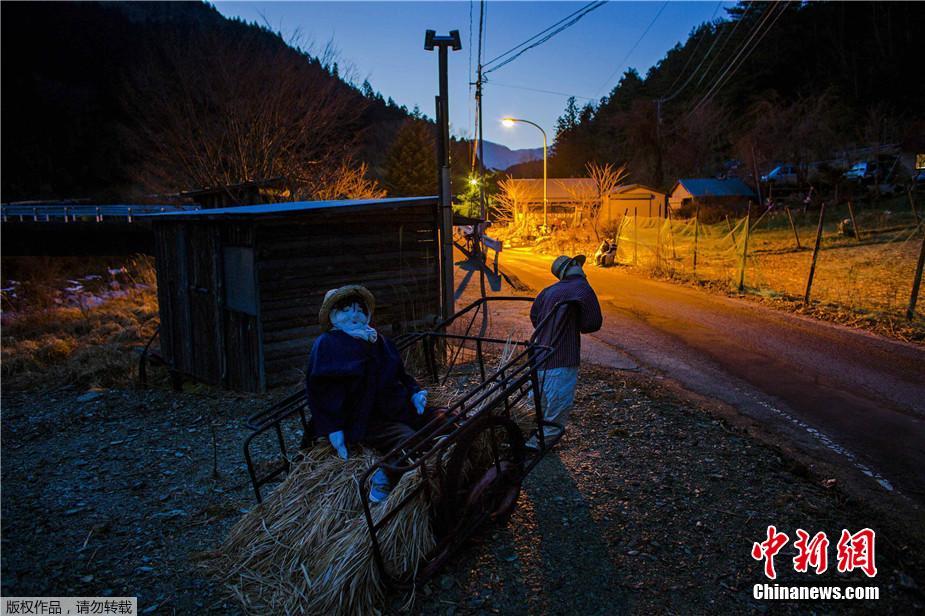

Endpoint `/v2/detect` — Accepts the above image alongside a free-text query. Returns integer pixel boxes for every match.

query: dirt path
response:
[492,248,925,517]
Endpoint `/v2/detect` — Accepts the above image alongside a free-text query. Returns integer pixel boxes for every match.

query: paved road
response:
[497,248,925,506]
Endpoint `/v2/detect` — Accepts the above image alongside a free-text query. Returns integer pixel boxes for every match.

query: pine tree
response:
[361,79,375,99]
[383,120,438,196]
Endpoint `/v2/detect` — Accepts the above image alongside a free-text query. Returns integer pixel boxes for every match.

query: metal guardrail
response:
[0,204,201,223]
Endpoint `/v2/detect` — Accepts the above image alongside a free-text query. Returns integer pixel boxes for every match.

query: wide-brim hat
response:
[318,285,375,331]
[551,254,587,279]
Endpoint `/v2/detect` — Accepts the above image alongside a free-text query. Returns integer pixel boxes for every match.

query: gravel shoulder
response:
[3,364,923,614]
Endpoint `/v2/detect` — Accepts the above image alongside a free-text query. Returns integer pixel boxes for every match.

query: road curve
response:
[499,248,925,505]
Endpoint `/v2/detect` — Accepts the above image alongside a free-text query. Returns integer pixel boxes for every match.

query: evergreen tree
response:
[361,79,375,99]
[383,120,438,196]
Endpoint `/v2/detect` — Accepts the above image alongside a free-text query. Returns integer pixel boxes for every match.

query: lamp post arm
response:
[506,117,550,232]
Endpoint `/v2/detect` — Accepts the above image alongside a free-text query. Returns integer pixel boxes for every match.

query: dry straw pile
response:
[214,442,436,615]
[213,342,537,615]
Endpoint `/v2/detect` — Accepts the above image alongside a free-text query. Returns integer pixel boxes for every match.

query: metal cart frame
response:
[242,296,577,586]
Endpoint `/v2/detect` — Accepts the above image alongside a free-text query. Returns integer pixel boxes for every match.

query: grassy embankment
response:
[1,255,160,390]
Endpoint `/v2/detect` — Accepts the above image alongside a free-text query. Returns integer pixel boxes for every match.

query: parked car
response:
[844,160,879,183]
[761,164,800,187]
[914,169,925,191]
[844,155,901,186]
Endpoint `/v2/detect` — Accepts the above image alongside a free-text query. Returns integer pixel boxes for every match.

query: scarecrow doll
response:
[305,285,435,503]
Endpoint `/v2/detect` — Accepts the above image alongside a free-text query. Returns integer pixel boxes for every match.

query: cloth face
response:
[330,302,378,342]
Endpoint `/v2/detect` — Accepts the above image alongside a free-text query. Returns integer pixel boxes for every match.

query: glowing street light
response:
[468,176,480,186]
[502,116,548,232]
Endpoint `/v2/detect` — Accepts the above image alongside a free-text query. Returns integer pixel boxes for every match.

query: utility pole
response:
[476,72,486,220]
[425,29,462,322]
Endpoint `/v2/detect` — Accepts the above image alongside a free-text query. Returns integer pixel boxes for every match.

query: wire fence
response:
[602,204,924,323]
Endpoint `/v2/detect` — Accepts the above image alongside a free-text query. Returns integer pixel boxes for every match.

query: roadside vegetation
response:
[490,188,924,342]
[1,256,160,390]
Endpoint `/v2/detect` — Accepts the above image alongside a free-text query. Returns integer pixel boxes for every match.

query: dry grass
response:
[213,442,435,615]
[504,205,925,339]
[1,255,160,390]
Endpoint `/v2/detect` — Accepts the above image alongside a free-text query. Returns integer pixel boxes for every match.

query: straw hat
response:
[551,254,587,279]
[318,285,375,331]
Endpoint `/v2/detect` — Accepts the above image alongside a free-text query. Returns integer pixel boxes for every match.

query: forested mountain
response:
[1,1,411,202]
[550,1,925,188]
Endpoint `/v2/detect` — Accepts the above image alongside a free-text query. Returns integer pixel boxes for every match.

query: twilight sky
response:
[213,1,731,150]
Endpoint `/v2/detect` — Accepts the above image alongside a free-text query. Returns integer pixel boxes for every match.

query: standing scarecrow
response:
[528,255,603,449]
[305,285,435,502]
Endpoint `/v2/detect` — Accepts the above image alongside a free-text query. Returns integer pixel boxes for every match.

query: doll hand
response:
[328,430,348,460]
[412,390,428,415]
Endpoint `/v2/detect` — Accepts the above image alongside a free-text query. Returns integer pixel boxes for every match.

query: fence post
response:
[656,216,662,271]
[738,203,751,292]
[907,230,925,320]
[803,201,827,306]
[666,205,678,260]
[909,186,920,223]
[785,206,801,249]
[612,208,628,262]
[693,205,700,273]
[846,199,861,241]
[633,206,638,265]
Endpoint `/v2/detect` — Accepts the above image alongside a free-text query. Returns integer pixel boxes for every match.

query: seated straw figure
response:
[594,239,616,267]
[305,285,440,503]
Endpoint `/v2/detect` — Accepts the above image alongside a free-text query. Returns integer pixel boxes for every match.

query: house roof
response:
[139,196,438,221]
[672,178,755,198]
[508,178,597,200]
[610,183,666,197]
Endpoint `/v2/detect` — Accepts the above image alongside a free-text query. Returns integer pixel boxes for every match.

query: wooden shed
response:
[601,184,668,221]
[146,197,440,392]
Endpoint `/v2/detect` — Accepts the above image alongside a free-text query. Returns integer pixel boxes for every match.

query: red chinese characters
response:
[753,526,878,579]
[836,528,878,578]
[752,525,790,580]
[793,529,829,574]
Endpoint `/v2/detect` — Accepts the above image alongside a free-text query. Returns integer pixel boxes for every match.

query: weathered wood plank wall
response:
[257,203,439,387]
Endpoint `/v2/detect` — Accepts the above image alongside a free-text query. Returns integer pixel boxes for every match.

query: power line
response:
[686,1,787,119]
[692,1,753,91]
[658,0,723,103]
[482,1,607,75]
[485,79,595,101]
[594,1,669,98]
[482,1,602,69]
[696,1,786,110]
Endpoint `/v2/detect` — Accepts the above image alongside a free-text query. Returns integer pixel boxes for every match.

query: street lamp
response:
[502,116,548,232]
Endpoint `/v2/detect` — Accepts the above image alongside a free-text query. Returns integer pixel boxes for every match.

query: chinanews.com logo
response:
[750,526,880,601]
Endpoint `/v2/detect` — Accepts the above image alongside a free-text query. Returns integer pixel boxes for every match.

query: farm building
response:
[507,178,597,214]
[145,197,440,392]
[601,184,667,221]
[668,178,756,214]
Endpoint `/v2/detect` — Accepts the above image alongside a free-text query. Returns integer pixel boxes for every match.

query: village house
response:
[507,178,596,219]
[668,178,756,215]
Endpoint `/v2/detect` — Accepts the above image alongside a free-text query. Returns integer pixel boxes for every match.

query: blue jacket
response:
[305,330,422,442]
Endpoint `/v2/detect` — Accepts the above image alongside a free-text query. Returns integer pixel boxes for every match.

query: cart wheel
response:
[419,414,525,582]
[439,414,526,536]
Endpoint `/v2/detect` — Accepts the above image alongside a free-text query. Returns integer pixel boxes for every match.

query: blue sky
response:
[213,1,731,150]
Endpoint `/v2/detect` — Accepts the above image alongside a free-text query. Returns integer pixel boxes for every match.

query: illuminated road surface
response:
[496,248,925,508]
